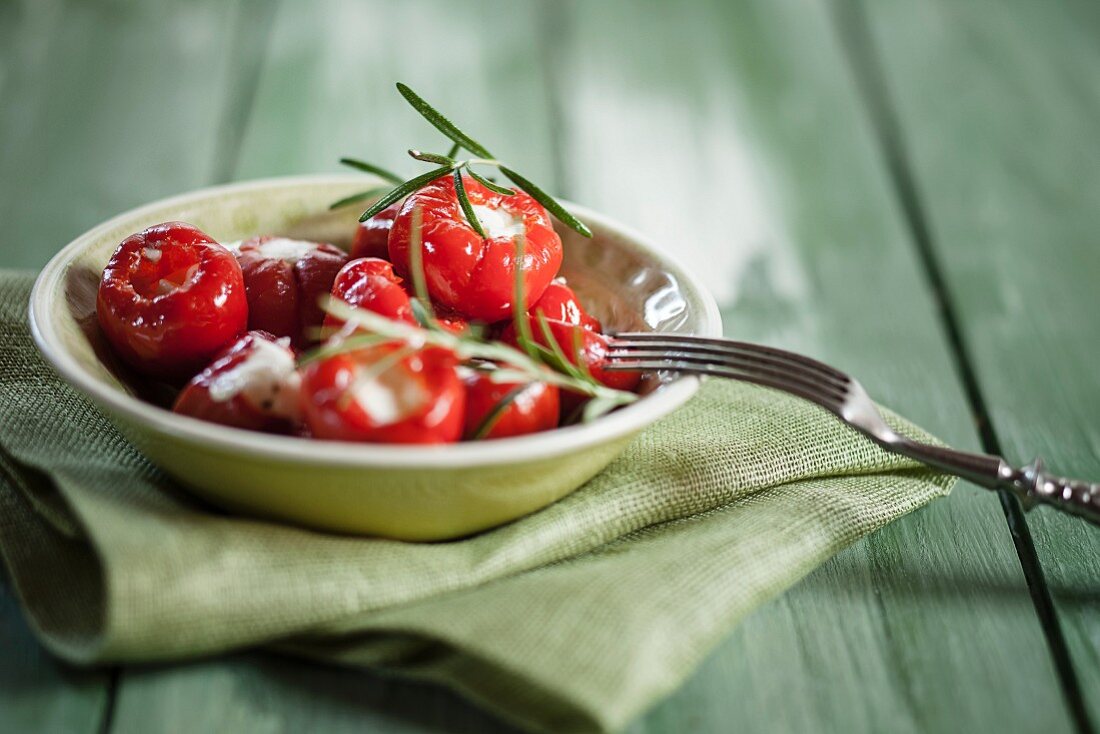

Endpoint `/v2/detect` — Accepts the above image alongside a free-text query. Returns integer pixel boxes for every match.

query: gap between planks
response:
[827,1,1094,732]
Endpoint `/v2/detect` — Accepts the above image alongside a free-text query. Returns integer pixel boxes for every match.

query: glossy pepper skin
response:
[388,175,563,322]
[324,257,416,333]
[96,222,247,379]
[462,369,560,440]
[299,344,465,444]
[529,278,602,332]
[172,331,300,433]
[350,202,401,260]
[235,236,347,347]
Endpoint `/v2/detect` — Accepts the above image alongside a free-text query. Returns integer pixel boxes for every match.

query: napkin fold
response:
[0,270,953,733]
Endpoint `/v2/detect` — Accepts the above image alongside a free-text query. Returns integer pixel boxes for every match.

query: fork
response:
[605,332,1100,526]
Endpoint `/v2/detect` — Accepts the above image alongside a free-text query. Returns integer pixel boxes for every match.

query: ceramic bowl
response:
[29,175,721,540]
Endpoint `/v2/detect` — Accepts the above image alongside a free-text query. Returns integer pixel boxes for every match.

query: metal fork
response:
[605,332,1100,526]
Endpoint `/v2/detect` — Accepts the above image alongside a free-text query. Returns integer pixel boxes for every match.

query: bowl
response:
[29,175,721,540]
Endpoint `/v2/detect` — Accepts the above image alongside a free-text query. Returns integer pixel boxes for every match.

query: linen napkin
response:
[0,270,954,733]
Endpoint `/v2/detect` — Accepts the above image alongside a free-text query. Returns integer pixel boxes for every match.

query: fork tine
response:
[602,345,849,402]
[610,332,850,385]
[607,358,847,413]
[606,347,850,404]
[607,335,851,401]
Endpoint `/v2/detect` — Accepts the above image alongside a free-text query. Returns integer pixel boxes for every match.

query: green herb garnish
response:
[335,83,591,237]
[469,382,530,440]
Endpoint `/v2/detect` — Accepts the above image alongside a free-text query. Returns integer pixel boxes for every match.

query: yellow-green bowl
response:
[29,175,721,540]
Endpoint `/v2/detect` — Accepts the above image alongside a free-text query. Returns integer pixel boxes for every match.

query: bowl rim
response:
[29,174,722,469]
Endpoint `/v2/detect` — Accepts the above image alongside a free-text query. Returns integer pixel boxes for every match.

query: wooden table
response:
[3,0,1098,731]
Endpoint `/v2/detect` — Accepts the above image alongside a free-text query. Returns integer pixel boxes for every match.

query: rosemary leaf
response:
[407,206,436,322]
[535,312,587,381]
[396,83,494,159]
[328,185,390,211]
[470,383,530,440]
[453,170,486,238]
[408,149,456,166]
[582,393,631,423]
[499,166,593,238]
[446,141,460,158]
[339,157,404,185]
[359,166,452,222]
[571,324,595,381]
[297,333,388,368]
[467,167,516,196]
[510,233,539,360]
[410,298,435,329]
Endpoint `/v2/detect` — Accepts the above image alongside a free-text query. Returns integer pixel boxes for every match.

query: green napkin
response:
[0,270,953,733]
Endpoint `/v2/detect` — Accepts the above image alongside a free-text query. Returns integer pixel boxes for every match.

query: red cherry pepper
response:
[530,278,602,332]
[235,236,347,347]
[389,175,563,322]
[299,344,465,444]
[349,202,401,260]
[324,257,415,333]
[501,319,641,393]
[172,331,300,433]
[96,222,247,378]
[462,368,560,440]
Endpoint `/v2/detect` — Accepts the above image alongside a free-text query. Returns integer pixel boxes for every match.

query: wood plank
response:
[0,0,272,270]
[860,0,1100,725]
[555,1,1072,731]
[0,569,109,733]
[108,1,544,731]
[112,1,1074,733]
[0,0,274,731]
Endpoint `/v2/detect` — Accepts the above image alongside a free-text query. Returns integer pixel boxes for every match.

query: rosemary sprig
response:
[498,166,592,238]
[396,82,494,159]
[510,234,539,360]
[467,167,515,196]
[339,157,404,185]
[406,205,438,326]
[328,185,391,211]
[453,170,486,238]
[408,149,455,166]
[320,297,635,411]
[359,165,453,222]
[335,83,592,237]
[469,382,530,440]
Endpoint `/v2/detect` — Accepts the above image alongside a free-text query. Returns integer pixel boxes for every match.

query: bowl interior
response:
[32,175,721,466]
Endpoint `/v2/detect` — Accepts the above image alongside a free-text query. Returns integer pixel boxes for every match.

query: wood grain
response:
[108,0,1073,732]
[0,571,108,733]
[0,0,272,270]
[0,0,273,732]
[2,0,1088,731]
[108,1,548,730]
[861,0,1100,725]
[555,0,1071,731]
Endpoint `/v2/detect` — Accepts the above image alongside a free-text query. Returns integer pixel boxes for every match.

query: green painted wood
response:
[107,1,546,731]
[0,0,272,271]
[0,0,274,731]
[0,570,109,733]
[860,0,1100,725]
[556,1,1072,732]
[109,1,1074,733]
[111,654,514,734]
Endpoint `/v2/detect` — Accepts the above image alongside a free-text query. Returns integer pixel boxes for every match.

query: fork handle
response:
[892,442,1100,526]
[997,458,1100,526]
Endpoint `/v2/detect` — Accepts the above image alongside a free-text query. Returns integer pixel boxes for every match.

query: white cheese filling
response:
[257,237,319,263]
[471,204,526,240]
[207,337,301,418]
[352,367,428,425]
